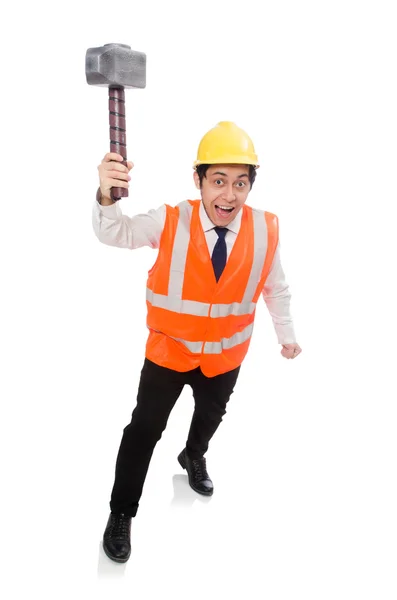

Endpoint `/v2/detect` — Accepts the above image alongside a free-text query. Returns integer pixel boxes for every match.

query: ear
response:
[193,170,201,190]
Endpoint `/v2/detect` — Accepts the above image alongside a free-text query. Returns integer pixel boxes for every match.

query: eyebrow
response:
[211,171,249,179]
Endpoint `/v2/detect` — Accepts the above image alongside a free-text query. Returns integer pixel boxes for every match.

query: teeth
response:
[218,206,233,211]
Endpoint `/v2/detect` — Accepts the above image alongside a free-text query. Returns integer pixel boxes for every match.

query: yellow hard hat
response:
[193,121,259,169]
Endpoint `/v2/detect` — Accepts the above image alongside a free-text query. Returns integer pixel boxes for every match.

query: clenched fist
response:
[281,343,302,359]
[97,153,134,204]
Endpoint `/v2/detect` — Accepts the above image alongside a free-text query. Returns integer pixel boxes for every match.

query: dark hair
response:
[195,164,257,189]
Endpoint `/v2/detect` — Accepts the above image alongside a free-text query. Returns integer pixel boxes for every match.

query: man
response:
[92,121,302,563]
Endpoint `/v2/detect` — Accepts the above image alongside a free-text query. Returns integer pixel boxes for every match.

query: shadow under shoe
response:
[178,448,214,496]
[103,512,132,563]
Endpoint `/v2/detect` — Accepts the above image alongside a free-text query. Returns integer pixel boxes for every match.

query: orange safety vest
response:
[145,199,279,377]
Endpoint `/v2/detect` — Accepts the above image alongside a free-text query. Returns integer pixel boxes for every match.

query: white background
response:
[1,0,396,598]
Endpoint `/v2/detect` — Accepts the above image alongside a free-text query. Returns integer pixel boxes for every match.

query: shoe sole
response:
[178,452,213,496]
[102,541,131,563]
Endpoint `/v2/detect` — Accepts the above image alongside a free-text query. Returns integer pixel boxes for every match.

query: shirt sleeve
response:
[92,188,166,250]
[262,241,297,345]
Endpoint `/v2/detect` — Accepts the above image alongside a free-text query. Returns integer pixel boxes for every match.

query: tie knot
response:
[214,226,228,239]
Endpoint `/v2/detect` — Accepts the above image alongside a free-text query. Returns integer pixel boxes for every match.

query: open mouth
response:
[215,205,235,219]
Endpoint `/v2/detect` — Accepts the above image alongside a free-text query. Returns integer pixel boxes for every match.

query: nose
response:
[221,184,236,203]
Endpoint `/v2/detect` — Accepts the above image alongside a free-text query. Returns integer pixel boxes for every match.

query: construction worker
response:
[92,121,302,563]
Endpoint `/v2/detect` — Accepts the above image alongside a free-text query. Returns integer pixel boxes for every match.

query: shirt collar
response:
[199,200,242,235]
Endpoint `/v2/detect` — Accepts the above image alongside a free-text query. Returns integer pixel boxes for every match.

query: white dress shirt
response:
[92,198,296,345]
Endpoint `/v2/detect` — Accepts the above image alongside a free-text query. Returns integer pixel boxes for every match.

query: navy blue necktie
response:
[211,227,228,282]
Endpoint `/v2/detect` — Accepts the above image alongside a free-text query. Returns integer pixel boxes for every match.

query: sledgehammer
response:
[85,43,146,201]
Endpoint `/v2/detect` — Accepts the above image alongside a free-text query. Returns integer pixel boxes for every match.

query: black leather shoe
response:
[178,448,214,496]
[103,512,132,563]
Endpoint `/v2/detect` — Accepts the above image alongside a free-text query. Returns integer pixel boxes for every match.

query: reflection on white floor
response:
[169,474,213,510]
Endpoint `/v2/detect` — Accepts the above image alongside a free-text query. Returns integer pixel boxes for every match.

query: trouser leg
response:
[110,359,185,517]
[185,365,241,460]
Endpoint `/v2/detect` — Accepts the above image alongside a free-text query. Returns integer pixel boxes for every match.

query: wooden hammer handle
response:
[109,87,128,201]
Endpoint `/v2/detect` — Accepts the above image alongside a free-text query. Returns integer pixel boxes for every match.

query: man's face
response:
[193,164,251,227]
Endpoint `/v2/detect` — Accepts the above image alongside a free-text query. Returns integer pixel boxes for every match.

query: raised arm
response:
[92,153,166,249]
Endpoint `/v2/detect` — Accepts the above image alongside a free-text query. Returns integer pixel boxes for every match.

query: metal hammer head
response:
[85,43,146,89]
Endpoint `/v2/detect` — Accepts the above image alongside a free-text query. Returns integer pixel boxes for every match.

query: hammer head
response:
[86,43,146,89]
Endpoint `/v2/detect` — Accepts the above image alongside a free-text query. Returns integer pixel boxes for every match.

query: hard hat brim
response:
[193,158,260,169]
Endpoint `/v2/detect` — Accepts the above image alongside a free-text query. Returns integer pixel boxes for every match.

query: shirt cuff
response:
[274,322,297,345]
[95,187,121,218]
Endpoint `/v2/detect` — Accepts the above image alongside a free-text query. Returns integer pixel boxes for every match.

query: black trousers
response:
[109,358,241,517]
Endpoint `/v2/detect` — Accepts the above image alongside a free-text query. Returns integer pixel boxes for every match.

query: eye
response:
[215,179,223,185]
[236,181,246,188]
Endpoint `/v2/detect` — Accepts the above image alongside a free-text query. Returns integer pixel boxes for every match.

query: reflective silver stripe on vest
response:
[161,321,254,355]
[147,288,256,318]
[146,288,211,317]
[242,208,268,302]
[210,300,256,318]
[203,322,254,354]
[168,201,194,298]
